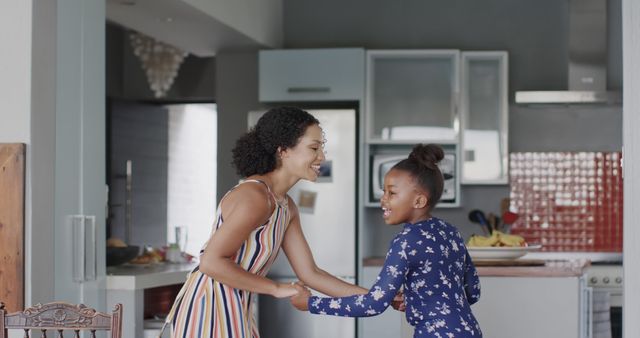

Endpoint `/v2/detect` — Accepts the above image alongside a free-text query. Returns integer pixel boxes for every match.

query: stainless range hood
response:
[515,0,621,104]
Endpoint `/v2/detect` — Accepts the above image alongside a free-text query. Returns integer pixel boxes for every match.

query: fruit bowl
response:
[468,244,542,261]
[106,246,140,266]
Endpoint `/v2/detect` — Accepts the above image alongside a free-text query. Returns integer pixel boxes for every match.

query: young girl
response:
[162,107,368,337]
[291,144,482,338]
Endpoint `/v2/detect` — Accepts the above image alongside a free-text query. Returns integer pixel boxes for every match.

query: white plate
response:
[468,244,543,261]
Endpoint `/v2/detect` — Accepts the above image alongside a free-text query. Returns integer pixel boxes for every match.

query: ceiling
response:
[106,0,274,57]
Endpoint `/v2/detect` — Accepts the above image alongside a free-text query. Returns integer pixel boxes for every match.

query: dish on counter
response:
[119,262,157,268]
[468,244,542,261]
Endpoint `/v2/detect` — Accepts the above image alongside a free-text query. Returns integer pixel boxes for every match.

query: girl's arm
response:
[292,232,411,317]
[463,250,481,304]
[281,199,368,297]
[199,183,299,298]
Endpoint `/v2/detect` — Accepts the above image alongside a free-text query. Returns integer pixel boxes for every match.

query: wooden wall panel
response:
[0,143,25,312]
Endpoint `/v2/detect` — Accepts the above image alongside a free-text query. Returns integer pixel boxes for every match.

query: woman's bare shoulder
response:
[227,181,270,203]
[220,181,271,217]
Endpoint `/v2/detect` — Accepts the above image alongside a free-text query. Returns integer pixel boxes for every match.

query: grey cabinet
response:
[259,48,365,102]
[53,0,106,310]
[364,50,461,208]
[472,276,590,338]
[460,52,509,184]
[363,50,509,211]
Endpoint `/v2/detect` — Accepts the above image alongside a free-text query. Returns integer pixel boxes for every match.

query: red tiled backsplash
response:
[509,152,623,252]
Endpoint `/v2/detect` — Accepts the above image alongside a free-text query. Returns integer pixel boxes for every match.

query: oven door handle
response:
[584,286,593,338]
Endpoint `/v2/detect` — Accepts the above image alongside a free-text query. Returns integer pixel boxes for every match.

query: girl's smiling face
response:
[380,169,430,225]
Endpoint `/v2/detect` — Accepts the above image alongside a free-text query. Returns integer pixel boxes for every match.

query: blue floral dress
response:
[308,217,482,337]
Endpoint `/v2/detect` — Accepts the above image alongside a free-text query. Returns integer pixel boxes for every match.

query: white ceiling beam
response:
[106,0,283,57]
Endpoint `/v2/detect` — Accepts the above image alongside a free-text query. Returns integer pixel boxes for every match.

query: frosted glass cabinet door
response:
[460,52,509,184]
[366,50,460,142]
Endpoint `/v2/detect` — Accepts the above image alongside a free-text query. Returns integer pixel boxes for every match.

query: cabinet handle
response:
[71,215,97,282]
[85,215,97,281]
[71,215,85,282]
[287,87,331,93]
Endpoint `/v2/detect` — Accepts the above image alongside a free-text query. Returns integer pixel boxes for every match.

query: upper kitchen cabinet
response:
[460,52,509,184]
[259,48,365,102]
[366,50,460,144]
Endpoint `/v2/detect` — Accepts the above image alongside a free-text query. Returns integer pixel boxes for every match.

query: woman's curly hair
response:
[232,106,320,177]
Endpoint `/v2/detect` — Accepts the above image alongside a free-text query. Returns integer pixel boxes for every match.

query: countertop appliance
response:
[371,151,456,204]
[249,109,357,338]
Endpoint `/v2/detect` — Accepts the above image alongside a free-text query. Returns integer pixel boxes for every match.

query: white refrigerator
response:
[248,109,357,338]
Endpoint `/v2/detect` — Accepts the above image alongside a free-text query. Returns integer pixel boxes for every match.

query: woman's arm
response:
[292,232,410,317]
[281,199,368,297]
[199,183,298,298]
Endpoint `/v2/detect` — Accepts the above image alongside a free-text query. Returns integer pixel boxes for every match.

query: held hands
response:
[391,291,406,312]
[273,281,302,298]
[273,281,311,300]
[289,281,312,311]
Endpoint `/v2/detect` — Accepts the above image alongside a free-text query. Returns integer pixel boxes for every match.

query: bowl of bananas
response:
[466,231,542,260]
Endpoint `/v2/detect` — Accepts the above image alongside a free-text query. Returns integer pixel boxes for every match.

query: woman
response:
[162,106,368,338]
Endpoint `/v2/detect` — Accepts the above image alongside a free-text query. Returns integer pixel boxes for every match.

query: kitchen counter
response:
[476,259,590,277]
[106,262,197,338]
[363,257,591,338]
[363,257,590,277]
[107,262,197,290]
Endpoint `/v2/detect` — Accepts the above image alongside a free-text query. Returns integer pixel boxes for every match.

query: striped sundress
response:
[163,179,290,338]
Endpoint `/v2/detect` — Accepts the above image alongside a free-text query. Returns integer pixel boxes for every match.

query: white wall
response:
[185,0,283,47]
[1,0,106,310]
[167,104,217,256]
[622,0,640,336]
[0,0,31,142]
[0,0,41,312]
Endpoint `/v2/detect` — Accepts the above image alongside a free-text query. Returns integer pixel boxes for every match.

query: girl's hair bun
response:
[393,143,445,211]
[409,143,445,171]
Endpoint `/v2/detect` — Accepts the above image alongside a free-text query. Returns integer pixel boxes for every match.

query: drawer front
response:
[259,48,365,102]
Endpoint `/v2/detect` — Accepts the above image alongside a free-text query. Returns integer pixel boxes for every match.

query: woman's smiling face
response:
[380,169,428,225]
[280,124,326,182]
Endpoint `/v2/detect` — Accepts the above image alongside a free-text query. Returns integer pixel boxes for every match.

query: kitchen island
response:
[106,262,197,338]
[362,258,591,338]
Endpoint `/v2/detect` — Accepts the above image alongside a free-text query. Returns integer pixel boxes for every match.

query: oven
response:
[526,252,623,338]
[586,263,623,338]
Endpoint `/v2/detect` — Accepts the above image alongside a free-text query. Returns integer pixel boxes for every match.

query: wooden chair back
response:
[0,302,122,338]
